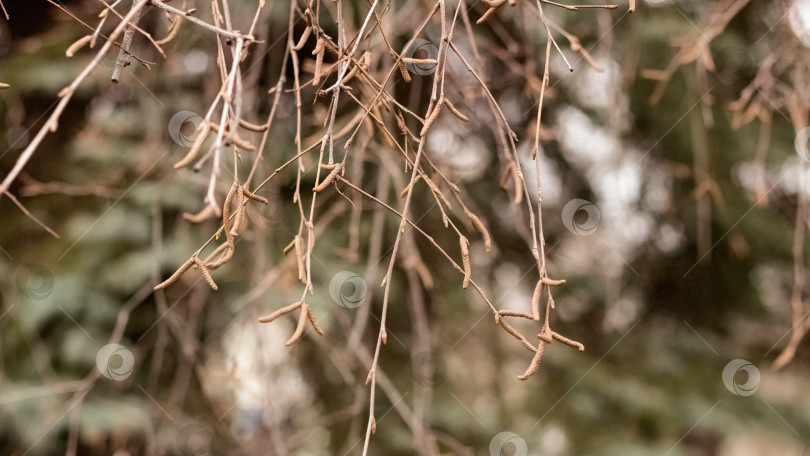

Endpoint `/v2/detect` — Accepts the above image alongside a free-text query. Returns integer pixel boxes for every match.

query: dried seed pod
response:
[552,331,585,351]
[477,7,498,24]
[420,98,444,137]
[312,38,325,85]
[541,277,566,286]
[183,205,216,223]
[285,303,310,346]
[194,259,218,290]
[230,187,246,236]
[531,280,543,321]
[307,308,325,335]
[292,26,312,51]
[400,175,423,198]
[402,57,438,65]
[242,187,269,204]
[465,210,491,252]
[497,317,538,352]
[154,258,194,290]
[313,163,342,192]
[202,242,233,270]
[283,238,296,255]
[174,123,210,169]
[396,57,411,83]
[460,235,471,288]
[258,301,302,323]
[443,99,469,122]
[498,310,534,319]
[294,235,306,281]
[231,134,255,151]
[66,35,92,57]
[517,339,546,381]
[238,119,268,132]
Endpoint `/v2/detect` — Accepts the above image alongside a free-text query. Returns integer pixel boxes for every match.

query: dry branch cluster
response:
[0,0,637,452]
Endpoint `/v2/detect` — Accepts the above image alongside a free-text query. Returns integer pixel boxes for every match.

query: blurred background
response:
[1,0,810,454]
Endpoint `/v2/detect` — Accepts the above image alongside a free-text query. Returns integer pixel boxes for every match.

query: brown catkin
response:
[258,301,302,323]
[183,205,216,223]
[66,35,92,57]
[307,308,325,335]
[202,242,233,270]
[285,303,309,346]
[401,57,438,65]
[283,238,296,255]
[531,280,543,321]
[517,340,546,381]
[294,235,306,281]
[466,211,492,252]
[420,98,444,137]
[499,310,534,319]
[552,331,585,351]
[312,38,325,85]
[231,135,255,151]
[397,58,411,83]
[443,99,469,122]
[498,318,538,353]
[230,186,246,236]
[313,164,342,192]
[238,119,268,132]
[242,187,269,204]
[460,236,471,288]
[194,258,218,290]
[476,7,497,24]
[541,277,566,286]
[222,183,238,242]
[154,258,194,290]
[292,26,311,51]
[174,124,210,169]
[400,175,423,198]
